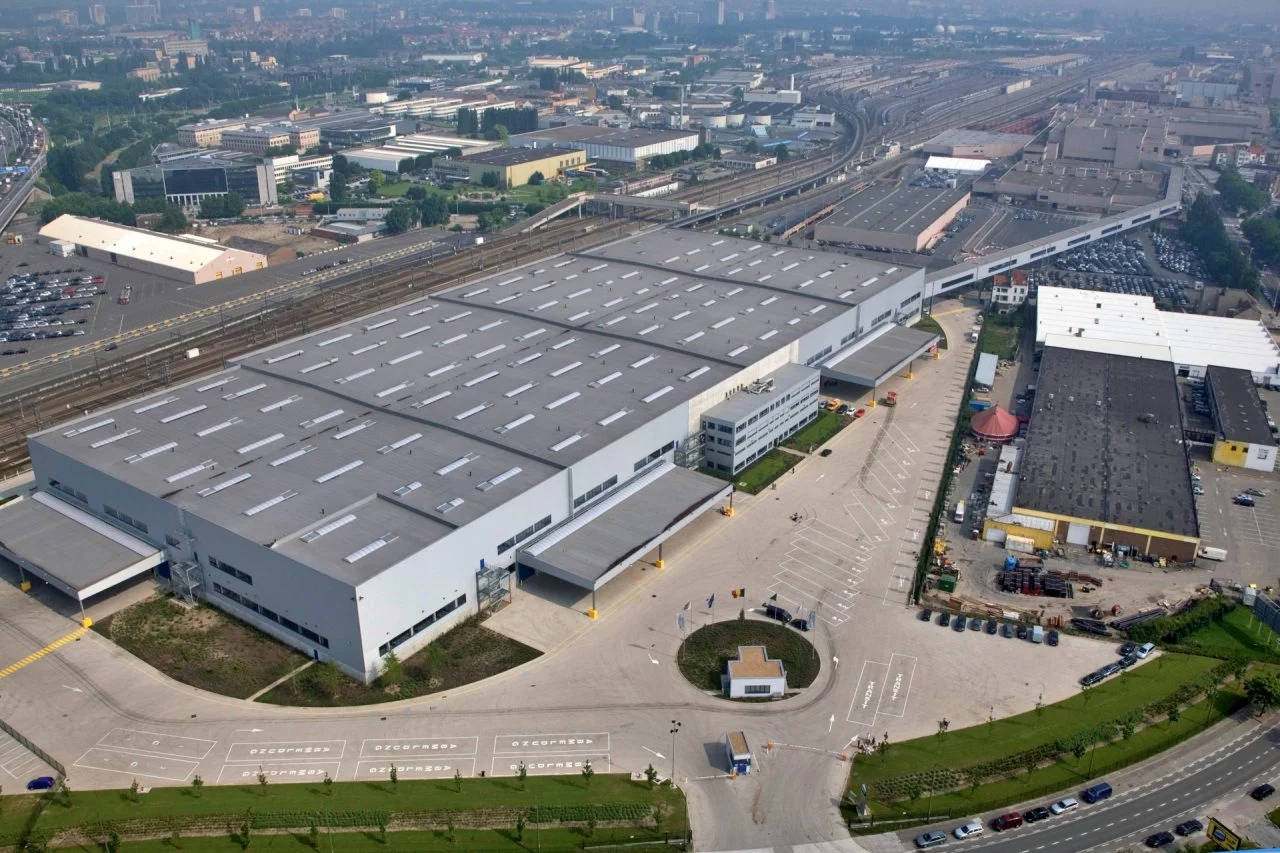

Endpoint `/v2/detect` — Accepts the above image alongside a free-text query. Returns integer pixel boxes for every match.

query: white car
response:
[1050,796,1079,815]
[953,821,984,839]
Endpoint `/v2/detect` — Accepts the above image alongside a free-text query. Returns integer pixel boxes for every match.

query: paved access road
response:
[900,724,1280,853]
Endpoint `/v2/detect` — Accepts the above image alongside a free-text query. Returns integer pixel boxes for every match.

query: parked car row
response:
[915,785,1113,847]
[0,270,104,347]
[1080,642,1154,686]
[919,609,1058,645]
[1150,230,1207,279]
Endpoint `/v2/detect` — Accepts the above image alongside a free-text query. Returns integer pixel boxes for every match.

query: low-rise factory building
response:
[37,215,269,284]
[815,184,971,252]
[1206,365,1277,473]
[984,347,1200,561]
[922,128,1034,160]
[15,230,929,682]
[510,126,701,167]
[973,161,1167,214]
[435,147,587,187]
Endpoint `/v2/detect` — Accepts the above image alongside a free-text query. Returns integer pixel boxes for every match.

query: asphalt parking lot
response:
[1194,455,1280,590]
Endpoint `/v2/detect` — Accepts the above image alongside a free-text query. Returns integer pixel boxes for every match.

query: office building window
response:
[209,555,253,585]
[498,516,552,554]
[211,583,328,648]
[379,593,469,656]
[574,475,619,509]
[48,479,88,503]
[103,504,149,535]
[744,684,772,695]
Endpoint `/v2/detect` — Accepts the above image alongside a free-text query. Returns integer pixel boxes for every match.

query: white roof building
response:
[1036,286,1280,383]
[924,155,990,174]
[38,215,269,284]
[341,133,495,173]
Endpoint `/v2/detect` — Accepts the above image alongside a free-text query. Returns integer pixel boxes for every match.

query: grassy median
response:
[782,409,852,452]
[21,775,686,851]
[847,653,1244,829]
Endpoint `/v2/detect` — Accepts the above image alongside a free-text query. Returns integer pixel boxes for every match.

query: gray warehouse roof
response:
[1014,348,1198,538]
[823,184,971,237]
[36,229,921,583]
[704,363,818,423]
[1207,365,1274,446]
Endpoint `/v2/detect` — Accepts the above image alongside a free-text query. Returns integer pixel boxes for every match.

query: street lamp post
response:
[669,720,681,783]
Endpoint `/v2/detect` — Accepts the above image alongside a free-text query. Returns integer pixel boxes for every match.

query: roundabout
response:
[676,616,820,698]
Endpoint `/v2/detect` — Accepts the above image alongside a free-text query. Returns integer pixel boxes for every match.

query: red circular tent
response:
[971,405,1018,443]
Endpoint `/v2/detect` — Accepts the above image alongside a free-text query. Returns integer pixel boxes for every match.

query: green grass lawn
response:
[978,324,1019,361]
[782,410,851,451]
[855,686,1244,827]
[677,619,820,693]
[722,448,801,494]
[847,653,1232,826]
[28,775,685,841]
[1180,605,1280,660]
[915,314,948,349]
[377,181,413,197]
[258,616,540,706]
[0,792,46,847]
[46,827,679,852]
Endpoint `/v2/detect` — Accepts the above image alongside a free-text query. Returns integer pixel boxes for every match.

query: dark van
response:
[992,813,1023,831]
[1082,782,1113,803]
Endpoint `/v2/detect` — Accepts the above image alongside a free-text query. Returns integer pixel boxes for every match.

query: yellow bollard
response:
[907,370,913,380]
[869,398,877,408]
[19,580,31,592]
[81,616,93,629]
[587,608,598,620]
[655,559,665,569]
[724,506,735,518]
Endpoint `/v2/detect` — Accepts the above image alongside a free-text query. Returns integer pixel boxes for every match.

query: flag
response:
[682,601,690,611]
[730,588,746,599]
[707,593,715,609]
[676,612,686,633]
[769,593,778,602]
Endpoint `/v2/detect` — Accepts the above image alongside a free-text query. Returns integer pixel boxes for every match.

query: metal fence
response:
[0,715,66,777]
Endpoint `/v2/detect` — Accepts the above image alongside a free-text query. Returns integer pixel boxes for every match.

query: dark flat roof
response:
[823,324,940,386]
[462,147,574,166]
[825,184,971,236]
[1015,348,1198,538]
[1207,365,1274,446]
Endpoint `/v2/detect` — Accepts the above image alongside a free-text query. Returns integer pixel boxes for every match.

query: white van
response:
[1136,642,1155,659]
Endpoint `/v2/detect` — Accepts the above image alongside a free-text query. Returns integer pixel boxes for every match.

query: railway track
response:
[0,216,636,481]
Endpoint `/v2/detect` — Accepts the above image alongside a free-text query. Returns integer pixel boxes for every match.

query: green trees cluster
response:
[198,192,246,220]
[383,204,419,235]
[456,107,538,138]
[1243,215,1280,269]
[647,143,720,171]
[1180,195,1260,294]
[1126,596,1236,645]
[39,193,186,233]
[1215,169,1270,216]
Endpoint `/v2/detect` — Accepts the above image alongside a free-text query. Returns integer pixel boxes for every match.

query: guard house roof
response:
[727,646,785,679]
[0,491,164,601]
[823,184,971,237]
[974,352,998,388]
[1015,347,1198,538]
[37,230,913,584]
[1207,365,1274,446]
[822,324,939,387]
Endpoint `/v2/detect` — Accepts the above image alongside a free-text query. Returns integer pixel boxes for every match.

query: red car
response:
[853,409,867,419]
[992,813,1023,831]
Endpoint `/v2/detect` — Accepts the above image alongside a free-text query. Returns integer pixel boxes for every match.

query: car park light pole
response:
[669,720,681,783]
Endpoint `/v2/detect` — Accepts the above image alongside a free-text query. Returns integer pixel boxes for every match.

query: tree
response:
[743,138,760,154]
[515,812,525,842]
[191,775,204,798]
[538,69,558,90]
[454,767,462,793]
[158,206,188,234]
[405,185,427,201]
[276,180,295,198]
[645,763,659,788]
[308,819,320,848]
[774,145,790,162]
[606,94,624,110]
[383,204,417,235]
[129,778,139,802]
[1216,169,1270,216]
[367,170,386,194]
[527,171,545,186]
[1245,672,1280,715]
[378,650,404,686]
[389,763,398,789]
[257,766,269,795]
[398,158,415,174]
[322,772,333,796]
[517,760,527,791]
[312,659,344,699]
[1243,215,1280,268]
[479,171,503,189]
[419,195,450,227]
[581,758,594,787]
[328,172,348,204]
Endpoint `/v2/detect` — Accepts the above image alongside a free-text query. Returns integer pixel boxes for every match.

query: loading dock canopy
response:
[519,461,731,590]
[822,324,940,387]
[0,491,164,602]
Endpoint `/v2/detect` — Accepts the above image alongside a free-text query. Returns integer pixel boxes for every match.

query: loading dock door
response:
[1066,523,1091,546]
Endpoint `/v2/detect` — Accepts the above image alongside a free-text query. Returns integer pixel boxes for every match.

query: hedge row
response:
[1127,597,1236,645]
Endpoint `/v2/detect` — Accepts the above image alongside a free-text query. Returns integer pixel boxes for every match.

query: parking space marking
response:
[490,754,610,777]
[0,733,42,779]
[359,737,478,758]
[354,758,475,780]
[226,740,346,763]
[0,626,87,680]
[493,734,608,754]
[875,654,918,718]
[74,748,199,782]
[96,729,217,760]
[846,659,891,725]
[217,761,341,785]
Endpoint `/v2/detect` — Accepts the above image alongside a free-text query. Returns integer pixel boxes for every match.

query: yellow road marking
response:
[0,626,88,680]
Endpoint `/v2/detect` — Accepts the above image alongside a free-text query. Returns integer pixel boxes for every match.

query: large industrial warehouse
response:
[14,230,931,682]
[815,184,971,252]
[985,347,1201,561]
[510,126,701,167]
[38,215,270,284]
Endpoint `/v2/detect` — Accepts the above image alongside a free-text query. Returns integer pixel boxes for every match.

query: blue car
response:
[26,776,55,791]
